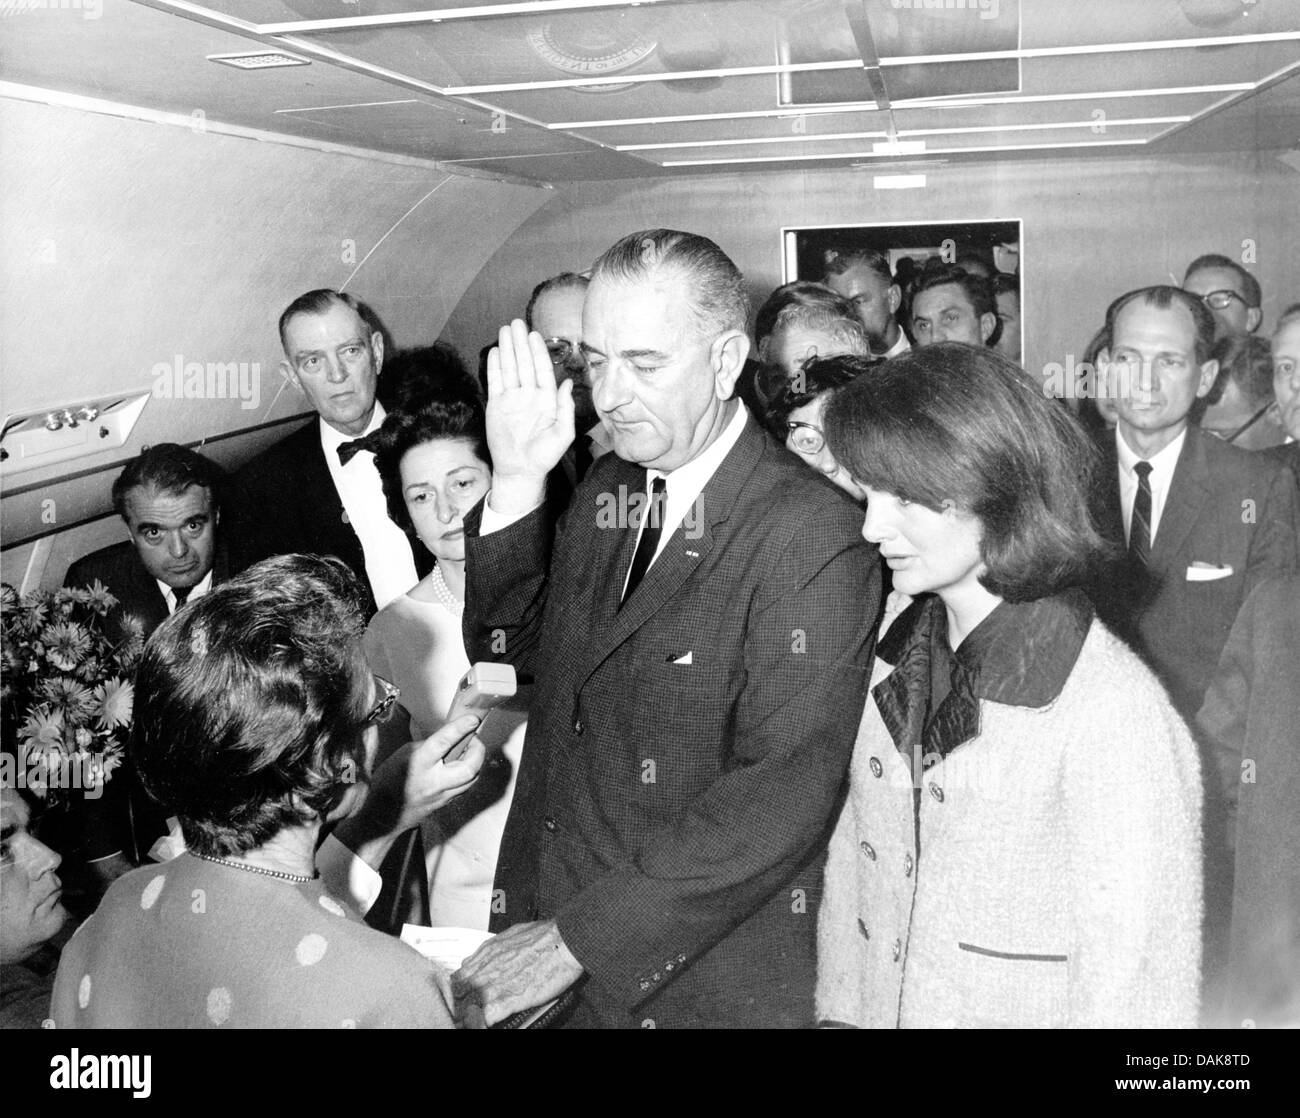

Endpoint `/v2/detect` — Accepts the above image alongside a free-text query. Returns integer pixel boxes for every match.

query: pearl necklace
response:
[189,850,316,884]
[431,564,464,612]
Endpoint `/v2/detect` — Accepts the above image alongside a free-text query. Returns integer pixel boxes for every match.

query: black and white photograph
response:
[1,0,1297,1088]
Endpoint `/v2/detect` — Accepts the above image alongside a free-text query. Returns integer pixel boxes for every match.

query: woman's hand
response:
[485,319,576,517]
[329,715,485,869]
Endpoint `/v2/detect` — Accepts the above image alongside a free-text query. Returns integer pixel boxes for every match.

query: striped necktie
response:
[1129,460,1153,566]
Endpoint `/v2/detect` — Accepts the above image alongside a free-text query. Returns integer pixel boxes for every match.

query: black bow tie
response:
[338,432,381,466]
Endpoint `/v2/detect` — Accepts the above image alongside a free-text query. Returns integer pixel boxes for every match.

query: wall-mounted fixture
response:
[1,390,151,477]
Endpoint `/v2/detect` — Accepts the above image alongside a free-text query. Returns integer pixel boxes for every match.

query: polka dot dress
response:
[51,855,454,1028]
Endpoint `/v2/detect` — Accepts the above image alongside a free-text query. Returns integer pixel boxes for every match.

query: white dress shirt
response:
[881,330,911,359]
[158,569,213,615]
[1116,425,1187,547]
[482,402,751,590]
[319,404,419,611]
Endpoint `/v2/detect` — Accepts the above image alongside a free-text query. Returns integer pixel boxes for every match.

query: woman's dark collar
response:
[878,588,1095,709]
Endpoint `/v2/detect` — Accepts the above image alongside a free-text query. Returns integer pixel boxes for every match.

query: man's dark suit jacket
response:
[463,414,881,1028]
[62,540,229,864]
[225,417,428,615]
[1088,424,1299,718]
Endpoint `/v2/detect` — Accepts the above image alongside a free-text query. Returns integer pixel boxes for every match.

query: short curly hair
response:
[131,554,373,857]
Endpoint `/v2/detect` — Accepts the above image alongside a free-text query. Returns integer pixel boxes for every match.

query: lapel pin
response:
[685,549,699,558]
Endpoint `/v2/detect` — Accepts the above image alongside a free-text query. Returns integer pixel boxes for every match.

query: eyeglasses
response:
[543,337,586,369]
[786,421,826,455]
[364,675,400,725]
[1199,289,1251,312]
[1206,402,1273,445]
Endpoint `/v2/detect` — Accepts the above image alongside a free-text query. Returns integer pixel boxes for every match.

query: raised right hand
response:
[485,320,576,510]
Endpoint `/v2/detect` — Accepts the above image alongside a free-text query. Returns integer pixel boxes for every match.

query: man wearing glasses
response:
[525,272,608,489]
[1183,253,1263,340]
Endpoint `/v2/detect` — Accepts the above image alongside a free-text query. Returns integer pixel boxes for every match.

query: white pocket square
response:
[1186,563,1234,582]
[669,651,693,665]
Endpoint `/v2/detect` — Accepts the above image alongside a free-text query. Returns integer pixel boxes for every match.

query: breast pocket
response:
[612,656,739,816]
[952,941,1070,1029]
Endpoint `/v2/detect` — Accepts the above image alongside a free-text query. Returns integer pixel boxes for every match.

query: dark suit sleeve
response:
[460,496,556,676]
[1244,464,1299,591]
[554,501,879,1009]
[224,467,270,575]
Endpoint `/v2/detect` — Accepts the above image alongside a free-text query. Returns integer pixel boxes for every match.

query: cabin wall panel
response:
[443,153,1298,382]
[0,95,549,581]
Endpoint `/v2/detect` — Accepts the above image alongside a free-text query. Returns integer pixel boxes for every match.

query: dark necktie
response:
[1129,460,1153,566]
[171,586,191,611]
[573,436,594,485]
[338,432,381,466]
[621,476,667,606]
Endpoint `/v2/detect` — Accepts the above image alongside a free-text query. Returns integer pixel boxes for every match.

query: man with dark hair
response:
[453,228,880,1029]
[61,443,227,878]
[1183,253,1263,339]
[525,272,603,488]
[1087,285,1298,719]
[65,442,225,644]
[909,262,999,348]
[821,247,910,358]
[1199,334,1285,451]
[227,288,428,616]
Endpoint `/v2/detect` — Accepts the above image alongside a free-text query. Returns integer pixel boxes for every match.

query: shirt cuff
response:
[317,833,384,916]
[480,489,543,535]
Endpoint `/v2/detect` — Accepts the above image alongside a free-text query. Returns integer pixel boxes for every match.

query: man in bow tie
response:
[227,289,426,615]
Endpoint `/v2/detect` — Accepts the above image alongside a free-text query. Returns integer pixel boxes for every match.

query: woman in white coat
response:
[816,343,1202,1029]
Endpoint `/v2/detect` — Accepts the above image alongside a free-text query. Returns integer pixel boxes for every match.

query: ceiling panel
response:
[0,0,1295,181]
[578,93,1221,146]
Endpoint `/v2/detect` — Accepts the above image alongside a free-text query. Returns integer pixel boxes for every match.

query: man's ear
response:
[711,330,750,400]
[887,284,902,316]
[280,358,301,394]
[371,330,385,374]
[979,311,998,345]
[1195,359,1220,399]
[1246,306,1262,334]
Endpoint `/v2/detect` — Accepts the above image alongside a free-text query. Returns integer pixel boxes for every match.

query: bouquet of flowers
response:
[1,582,144,804]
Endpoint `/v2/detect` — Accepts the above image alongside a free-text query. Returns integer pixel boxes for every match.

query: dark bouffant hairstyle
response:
[824,342,1105,602]
[132,554,372,857]
[764,354,881,440]
[373,381,491,536]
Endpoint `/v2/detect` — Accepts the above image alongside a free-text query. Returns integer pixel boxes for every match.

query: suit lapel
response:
[1150,427,1211,575]
[575,416,763,690]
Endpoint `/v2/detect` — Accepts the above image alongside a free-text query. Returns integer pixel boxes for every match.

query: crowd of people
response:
[3,227,1297,1030]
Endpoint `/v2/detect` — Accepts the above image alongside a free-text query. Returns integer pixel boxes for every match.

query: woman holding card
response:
[366,378,529,931]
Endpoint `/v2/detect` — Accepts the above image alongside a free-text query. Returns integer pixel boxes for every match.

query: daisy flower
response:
[40,621,91,672]
[94,677,134,731]
[38,675,95,722]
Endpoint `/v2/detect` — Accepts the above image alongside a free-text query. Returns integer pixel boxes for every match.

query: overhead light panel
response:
[208,51,311,71]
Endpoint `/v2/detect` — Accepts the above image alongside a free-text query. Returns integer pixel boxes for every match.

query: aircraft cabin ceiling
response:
[2,0,1298,182]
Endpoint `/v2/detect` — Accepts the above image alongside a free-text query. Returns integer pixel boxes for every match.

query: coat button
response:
[869,757,883,778]
[928,781,944,803]
[892,938,902,962]
[904,853,914,877]
[341,511,350,525]
[857,918,870,941]
[543,817,557,833]
[859,841,876,861]
[573,718,584,734]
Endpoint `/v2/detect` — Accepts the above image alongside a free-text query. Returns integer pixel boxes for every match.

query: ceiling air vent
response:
[207,51,311,71]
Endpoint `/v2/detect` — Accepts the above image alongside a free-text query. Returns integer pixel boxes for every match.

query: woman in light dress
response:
[366,382,529,931]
